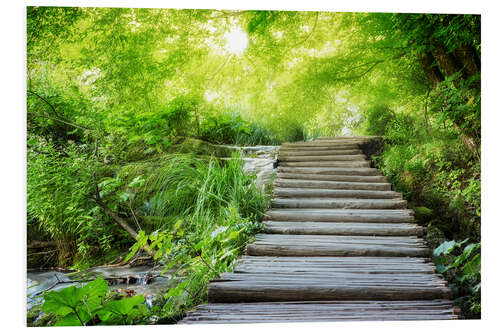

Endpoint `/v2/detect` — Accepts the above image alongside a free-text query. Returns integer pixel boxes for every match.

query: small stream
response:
[27,266,175,311]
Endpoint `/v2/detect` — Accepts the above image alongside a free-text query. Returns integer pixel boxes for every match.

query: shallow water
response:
[27,265,174,310]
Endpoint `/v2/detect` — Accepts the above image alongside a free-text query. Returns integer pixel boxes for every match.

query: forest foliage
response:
[27,7,480,323]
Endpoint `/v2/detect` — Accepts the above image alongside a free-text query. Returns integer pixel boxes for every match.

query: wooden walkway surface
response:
[180,137,459,324]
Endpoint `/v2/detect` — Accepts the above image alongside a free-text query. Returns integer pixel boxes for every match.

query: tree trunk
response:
[418,52,444,88]
[27,241,58,249]
[431,45,463,84]
[454,45,480,78]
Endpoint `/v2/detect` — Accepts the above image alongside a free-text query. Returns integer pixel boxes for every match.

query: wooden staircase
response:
[180,137,460,324]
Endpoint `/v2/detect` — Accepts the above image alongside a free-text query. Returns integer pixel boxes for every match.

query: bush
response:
[199,113,250,144]
[199,113,280,145]
[364,105,395,136]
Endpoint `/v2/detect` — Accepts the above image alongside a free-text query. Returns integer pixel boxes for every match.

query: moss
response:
[413,206,433,224]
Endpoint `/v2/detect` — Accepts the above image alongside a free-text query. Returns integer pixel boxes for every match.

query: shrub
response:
[364,105,395,136]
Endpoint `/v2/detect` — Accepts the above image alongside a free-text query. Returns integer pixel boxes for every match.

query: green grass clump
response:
[119,152,269,319]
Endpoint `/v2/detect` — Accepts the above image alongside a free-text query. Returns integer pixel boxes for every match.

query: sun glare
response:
[224,28,249,55]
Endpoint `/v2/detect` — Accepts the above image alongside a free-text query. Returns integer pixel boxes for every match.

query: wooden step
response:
[265,208,414,223]
[278,172,387,183]
[271,198,407,209]
[263,221,424,236]
[316,136,382,141]
[233,256,436,275]
[278,166,381,176]
[274,179,391,191]
[279,160,371,167]
[180,300,459,323]
[273,188,402,199]
[279,149,362,156]
[280,145,360,151]
[208,255,450,302]
[246,234,428,257]
[278,154,367,162]
[283,141,360,147]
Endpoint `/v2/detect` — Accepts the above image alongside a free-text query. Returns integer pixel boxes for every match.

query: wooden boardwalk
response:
[180,137,459,324]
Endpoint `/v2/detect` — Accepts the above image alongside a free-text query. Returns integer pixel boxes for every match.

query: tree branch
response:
[27,90,94,131]
[287,12,320,49]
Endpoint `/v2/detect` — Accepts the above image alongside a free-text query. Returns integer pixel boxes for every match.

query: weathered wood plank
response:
[278,154,367,162]
[232,256,437,274]
[246,234,429,257]
[282,142,360,148]
[180,300,459,324]
[279,149,363,156]
[278,172,387,183]
[265,209,415,223]
[278,166,382,176]
[271,198,407,209]
[208,283,452,302]
[273,188,402,199]
[263,221,424,236]
[279,161,371,167]
[274,179,391,191]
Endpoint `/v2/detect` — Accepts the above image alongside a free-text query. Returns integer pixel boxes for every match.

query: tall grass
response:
[124,153,268,229]
[117,153,269,318]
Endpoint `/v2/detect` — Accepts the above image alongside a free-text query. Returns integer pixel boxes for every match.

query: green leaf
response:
[54,313,83,326]
[461,253,481,276]
[119,192,130,202]
[434,240,459,256]
[42,285,80,316]
[124,242,140,262]
[98,295,144,317]
[77,278,108,311]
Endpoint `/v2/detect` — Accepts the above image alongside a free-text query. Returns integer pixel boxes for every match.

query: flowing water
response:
[27,266,174,310]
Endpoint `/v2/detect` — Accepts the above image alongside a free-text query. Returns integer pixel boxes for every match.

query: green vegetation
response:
[27,7,480,324]
[35,279,148,326]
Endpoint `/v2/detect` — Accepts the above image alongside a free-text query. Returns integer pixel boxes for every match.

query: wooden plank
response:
[263,221,424,236]
[265,209,415,223]
[271,198,407,209]
[278,154,367,162]
[246,234,429,257]
[180,300,459,324]
[208,283,452,303]
[278,172,387,183]
[233,256,437,274]
[235,256,433,265]
[278,166,381,176]
[279,149,363,156]
[273,188,402,199]
[282,142,360,148]
[316,136,382,140]
[279,161,371,167]
[274,179,391,191]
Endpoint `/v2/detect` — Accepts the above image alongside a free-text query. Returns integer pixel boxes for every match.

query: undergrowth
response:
[365,92,481,317]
